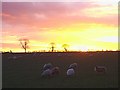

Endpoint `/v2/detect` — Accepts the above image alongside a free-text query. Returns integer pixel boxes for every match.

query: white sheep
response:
[68,63,77,70]
[43,63,53,71]
[67,68,75,76]
[41,69,52,77]
[41,66,60,77]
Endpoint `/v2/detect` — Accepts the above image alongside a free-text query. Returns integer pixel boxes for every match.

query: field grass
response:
[2,51,118,88]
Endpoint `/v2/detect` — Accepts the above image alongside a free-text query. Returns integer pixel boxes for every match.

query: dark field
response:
[2,51,118,88]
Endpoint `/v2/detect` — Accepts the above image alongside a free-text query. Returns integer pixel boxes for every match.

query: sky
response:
[1,0,119,52]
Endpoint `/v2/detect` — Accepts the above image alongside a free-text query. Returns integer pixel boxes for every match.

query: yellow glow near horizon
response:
[2,23,118,52]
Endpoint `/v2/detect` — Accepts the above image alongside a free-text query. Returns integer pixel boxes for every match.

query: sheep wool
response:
[67,68,75,76]
[41,69,52,77]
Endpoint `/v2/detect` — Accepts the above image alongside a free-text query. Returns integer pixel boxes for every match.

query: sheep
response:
[41,66,60,77]
[43,63,53,71]
[41,69,52,77]
[51,67,60,76]
[68,63,77,70]
[94,65,107,74]
[67,68,75,77]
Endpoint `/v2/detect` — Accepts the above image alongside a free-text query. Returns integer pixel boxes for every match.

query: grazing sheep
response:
[67,68,75,76]
[43,63,53,71]
[94,65,107,74]
[41,69,52,77]
[51,67,60,76]
[68,63,77,70]
[41,67,60,78]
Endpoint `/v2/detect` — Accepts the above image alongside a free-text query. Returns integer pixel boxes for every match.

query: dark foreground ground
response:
[2,51,118,88]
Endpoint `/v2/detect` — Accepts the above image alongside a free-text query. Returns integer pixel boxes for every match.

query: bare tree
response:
[19,38,29,53]
[50,42,55,52]
[62,44,69,52]
[10,50,12,53]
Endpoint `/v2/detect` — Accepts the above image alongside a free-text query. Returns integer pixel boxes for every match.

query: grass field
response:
[2,51,118,88]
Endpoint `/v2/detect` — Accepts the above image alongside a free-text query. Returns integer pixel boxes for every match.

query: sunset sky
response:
[1,0,118,52]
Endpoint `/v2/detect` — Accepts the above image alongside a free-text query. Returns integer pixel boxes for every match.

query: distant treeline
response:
[1,50,120,54]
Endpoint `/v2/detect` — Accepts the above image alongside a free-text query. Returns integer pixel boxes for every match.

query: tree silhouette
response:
[19,38,29,53]
[62,44,69,52]
[10,50,12,53]
[50,42,55,52]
